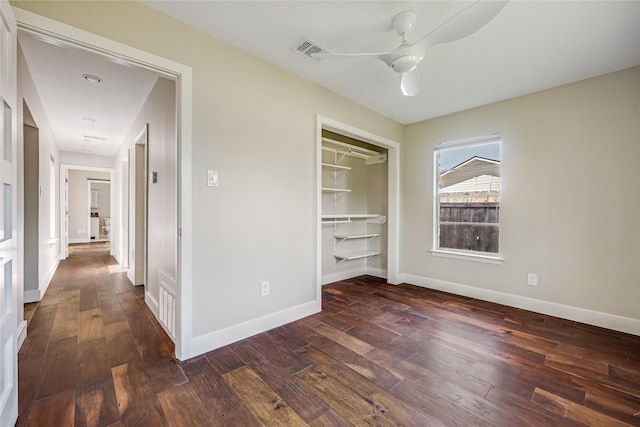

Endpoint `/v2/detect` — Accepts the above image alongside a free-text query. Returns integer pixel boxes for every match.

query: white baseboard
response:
[322,267,387,285]
[112,249,121,265]
[365,267,387,280]
[69,238,90,244]
[190,300,321,357]
[402,274,640,336]
[17,320,27,350]
[126,270,135,285]
[39,258,59,302]
[145,290,159,317]
[24,289,40,303]
[322,267,366,285]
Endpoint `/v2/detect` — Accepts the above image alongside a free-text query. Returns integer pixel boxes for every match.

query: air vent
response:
[294,37,329,61]
[83,134,108,142]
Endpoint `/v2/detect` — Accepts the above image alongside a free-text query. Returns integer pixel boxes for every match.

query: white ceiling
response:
[18,30,160,157]
[16,1,640,158]
[142,0,640,124]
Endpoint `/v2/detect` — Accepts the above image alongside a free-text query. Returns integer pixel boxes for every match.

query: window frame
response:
[431,134,503,263]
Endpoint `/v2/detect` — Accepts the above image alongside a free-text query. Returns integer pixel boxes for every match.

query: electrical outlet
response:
[527,273,538,286]
[261,281,270,296]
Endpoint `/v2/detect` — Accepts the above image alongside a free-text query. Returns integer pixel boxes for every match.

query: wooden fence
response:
[439,202,499,253]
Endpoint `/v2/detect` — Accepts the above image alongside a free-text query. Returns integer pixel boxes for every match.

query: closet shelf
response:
[334,250,380,264]
[334,233,380,240]
[321,214,386,225]
[322,187,351,193]
[322,214,378,220]
[322,137,387,165]
[321,162,351,171]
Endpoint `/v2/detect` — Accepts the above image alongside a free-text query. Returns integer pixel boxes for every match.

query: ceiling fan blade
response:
[401,69,420,96]
[311,51,399,67]
[312,51,385,60]
[413,1,508,51]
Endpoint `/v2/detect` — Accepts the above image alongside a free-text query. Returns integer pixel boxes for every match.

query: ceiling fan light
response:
[391,56,419,73]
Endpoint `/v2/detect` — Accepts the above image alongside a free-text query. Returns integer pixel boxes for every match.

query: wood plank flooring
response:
[17,243,640,426]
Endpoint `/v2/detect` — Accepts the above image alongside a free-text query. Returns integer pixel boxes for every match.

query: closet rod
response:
[322,137,383,156]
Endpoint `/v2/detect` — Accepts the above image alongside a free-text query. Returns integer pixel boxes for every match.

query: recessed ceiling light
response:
[83,117,96,123]
[82,74,103,84]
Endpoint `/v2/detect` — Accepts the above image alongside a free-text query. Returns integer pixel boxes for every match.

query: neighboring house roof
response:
[440,174,501,194]
[440,156,501,193]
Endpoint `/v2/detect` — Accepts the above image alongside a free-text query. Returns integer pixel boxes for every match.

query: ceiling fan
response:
[312,1,508,97]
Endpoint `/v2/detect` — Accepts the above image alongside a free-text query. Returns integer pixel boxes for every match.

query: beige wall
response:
[60,151,114,169]
[18,41,60,302]
[403,66,640,327]
[113,76,176,315]
[12,0,401,352]
[16,1,635,350]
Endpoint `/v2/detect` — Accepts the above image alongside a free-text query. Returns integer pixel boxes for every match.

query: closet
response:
[321,130,389,284]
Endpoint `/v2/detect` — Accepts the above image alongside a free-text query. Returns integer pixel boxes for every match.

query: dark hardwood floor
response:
[17,244,640,426]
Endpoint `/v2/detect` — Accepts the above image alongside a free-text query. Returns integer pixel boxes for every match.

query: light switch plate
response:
[207,170,219,187]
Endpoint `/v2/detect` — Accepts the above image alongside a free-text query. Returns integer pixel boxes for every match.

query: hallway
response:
[17,243,178,426]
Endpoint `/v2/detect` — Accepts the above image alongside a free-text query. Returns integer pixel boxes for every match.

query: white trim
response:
[14,7,193,360]
[434,133,501,151]
[322,267,388,286]
[191,300,321,356]
[111,249,122,265]
[23,290,40,304]
[68,238,91,244]
[60,163,114,260]
[126,270,135,285]
[403,273,640,336]
[39,258,59,300]
[322,267,366,286]
[316,116,401,295]
[17,320,27,350]
[365,267,387,280]
[433,135,501,258]
[430,249,503,264]
[145,290,159,317]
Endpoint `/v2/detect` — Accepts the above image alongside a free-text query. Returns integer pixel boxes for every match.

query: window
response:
[434,135,501,256]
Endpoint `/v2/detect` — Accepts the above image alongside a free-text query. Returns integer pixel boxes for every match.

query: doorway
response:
[23,121,38,302]
[62,166,113,250]
[87,179,111,241]
[315,115,401,301]
[15,8,193,359]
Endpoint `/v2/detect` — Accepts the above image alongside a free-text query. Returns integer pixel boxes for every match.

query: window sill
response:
[430,249,503,265]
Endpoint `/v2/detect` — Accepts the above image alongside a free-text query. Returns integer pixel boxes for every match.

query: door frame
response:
[130,125,148,287]
[120,149,129,269]
[87,179,110,241]
[0,0,18,424]
[60,165,113,256]
[16,7,194,359]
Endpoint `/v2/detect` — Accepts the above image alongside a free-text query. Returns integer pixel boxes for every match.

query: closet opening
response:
[316,116,400,296]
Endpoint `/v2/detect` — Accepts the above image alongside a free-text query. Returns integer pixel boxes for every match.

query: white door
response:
[0,0,18,425]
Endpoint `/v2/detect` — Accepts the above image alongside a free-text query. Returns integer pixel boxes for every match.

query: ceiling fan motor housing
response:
[391,55,420,73]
